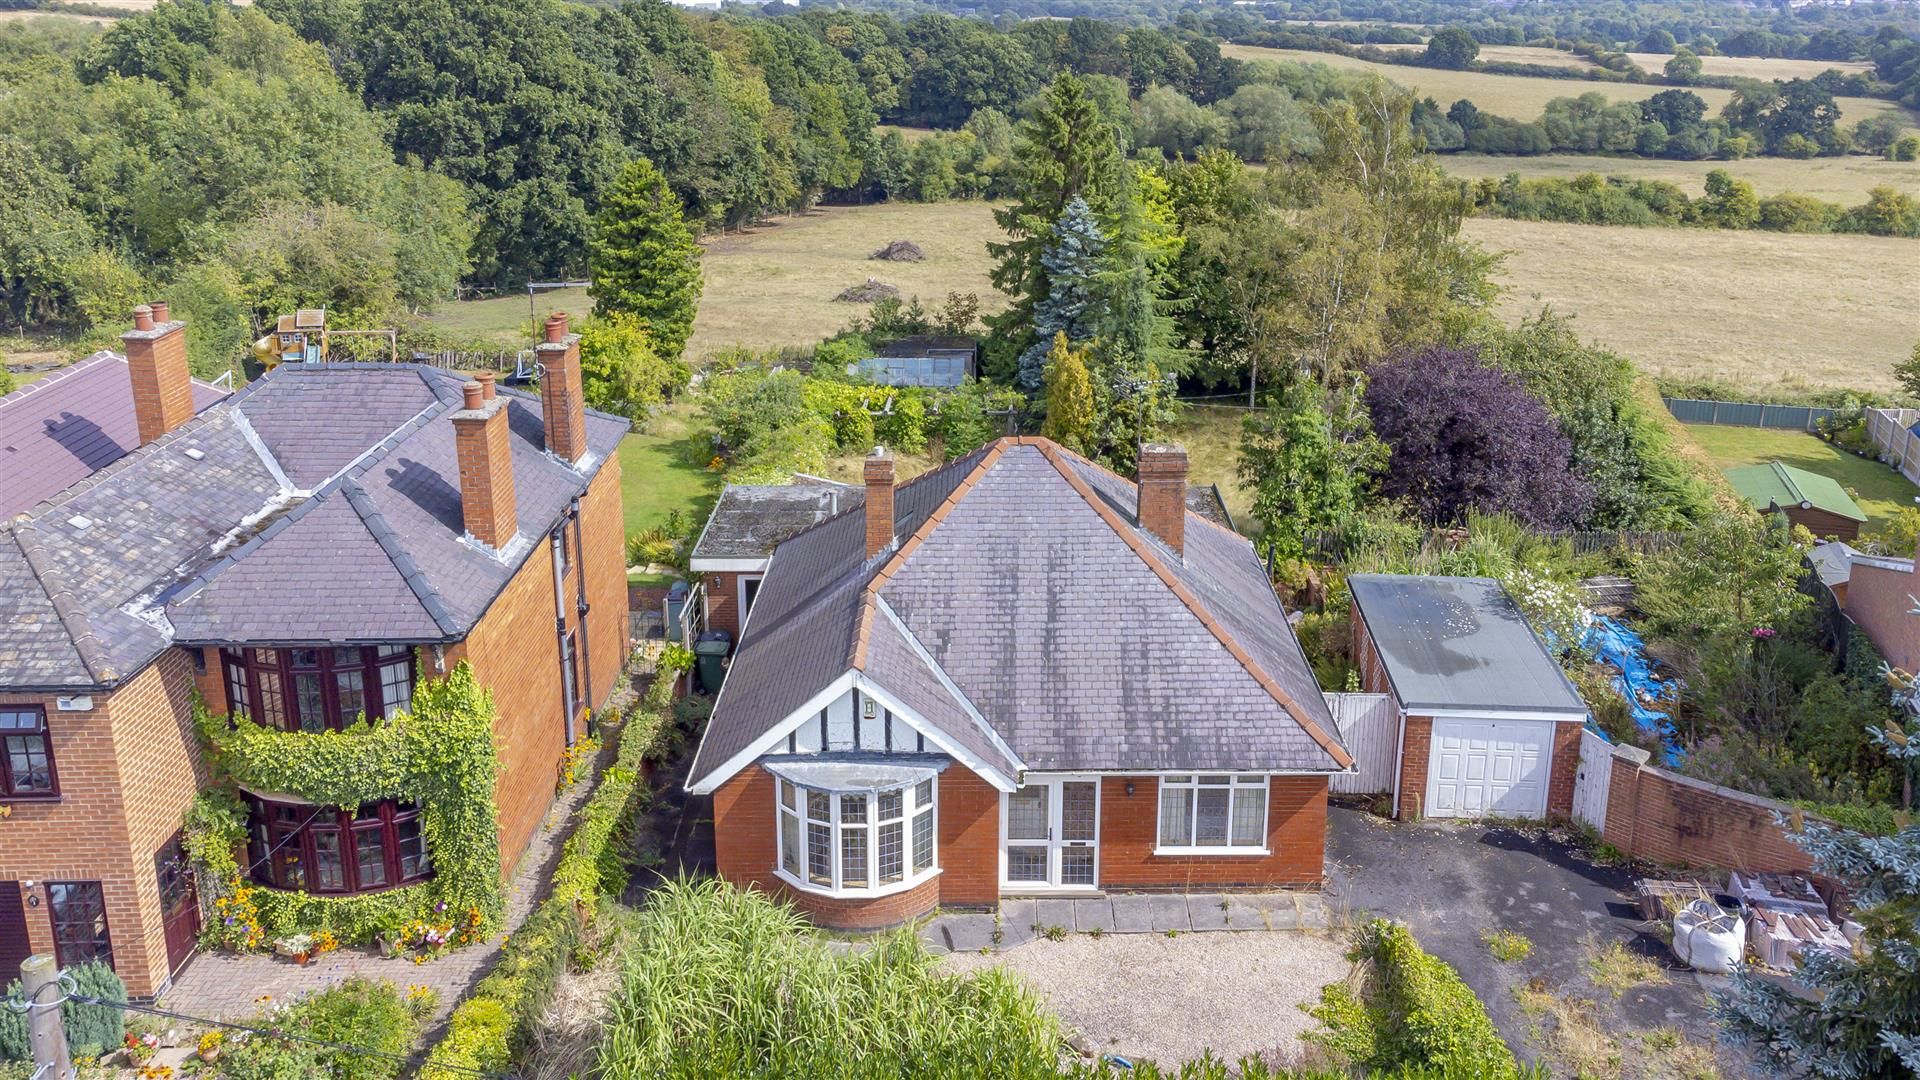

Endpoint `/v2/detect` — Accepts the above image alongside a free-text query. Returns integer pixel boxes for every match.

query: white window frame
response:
[738,574,764,624]
[773,775,939,898]
[1153,773,1271,855]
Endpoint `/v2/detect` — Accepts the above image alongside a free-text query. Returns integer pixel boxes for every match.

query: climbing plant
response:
[184,660,504,951]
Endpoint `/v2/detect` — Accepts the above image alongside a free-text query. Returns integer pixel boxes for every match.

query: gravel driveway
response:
[943,929,1351,1068]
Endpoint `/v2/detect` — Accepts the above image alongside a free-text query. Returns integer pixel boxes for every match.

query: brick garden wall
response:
[1395,716,1430,820]
[1841,559,1920,674]
[1097,775,1327,889]
[1547,720,1581,819]
[1600,755,1815,874]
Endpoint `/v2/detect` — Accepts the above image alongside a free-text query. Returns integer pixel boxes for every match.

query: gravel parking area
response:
[943,930,1351,1068]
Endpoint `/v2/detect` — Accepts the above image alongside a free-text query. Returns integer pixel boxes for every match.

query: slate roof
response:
[1,361,627,691]
[687,438,1351,790]
[1806,540,1910,590]
[0,352,229,518]
[1348,575,1587,716]
[690,479,861,565]
[1725,461,1868,523]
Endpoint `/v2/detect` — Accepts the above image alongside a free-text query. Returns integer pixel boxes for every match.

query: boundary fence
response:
[1664,397,1833,430]
[1864,407,1920,486]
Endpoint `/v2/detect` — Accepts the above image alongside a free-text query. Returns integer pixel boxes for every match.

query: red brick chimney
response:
[535,312,586,463]
[451,379,518,550]
[122,302,193,446]
[1137,444,1188,556]
[864,448,896,558]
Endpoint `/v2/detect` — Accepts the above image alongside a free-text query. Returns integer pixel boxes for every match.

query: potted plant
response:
[272,932,315,964]
[197,1030,226,1063]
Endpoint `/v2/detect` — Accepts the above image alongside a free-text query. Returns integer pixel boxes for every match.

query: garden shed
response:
[1348,575,1589,821]
[1725,460,1867,541]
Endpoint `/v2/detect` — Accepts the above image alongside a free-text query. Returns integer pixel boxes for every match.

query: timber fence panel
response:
[1324,692,1396,794]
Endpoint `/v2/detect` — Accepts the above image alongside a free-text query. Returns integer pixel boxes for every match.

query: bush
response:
[0,961,126,1062]
[219,977,422,1080]
[1310,920,1523,1078]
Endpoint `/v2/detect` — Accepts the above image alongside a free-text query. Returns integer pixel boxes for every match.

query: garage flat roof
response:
[1349,574,1588,716]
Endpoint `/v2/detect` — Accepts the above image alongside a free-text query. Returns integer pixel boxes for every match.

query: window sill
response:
[0,794,61,806]
[773,865,940,901]
[1151,847,1271,857]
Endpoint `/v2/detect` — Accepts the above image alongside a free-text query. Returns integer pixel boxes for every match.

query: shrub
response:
[1310,920,1522,1078]
[219,977,420,1080]
[0,961,126,1062]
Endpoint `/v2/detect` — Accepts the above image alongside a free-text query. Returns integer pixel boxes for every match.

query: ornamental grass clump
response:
[596,878,1064,1080]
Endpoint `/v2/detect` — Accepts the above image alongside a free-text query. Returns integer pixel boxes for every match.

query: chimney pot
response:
[475,370,497,400]
[864,449,897,559]
[1136,443,1189,556]
[544,313,568,343]
[149,300,170,324]
[132,305,154,332]
[462,380,484,410]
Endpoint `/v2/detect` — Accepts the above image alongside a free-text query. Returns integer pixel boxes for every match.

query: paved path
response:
[920,891,1327,954]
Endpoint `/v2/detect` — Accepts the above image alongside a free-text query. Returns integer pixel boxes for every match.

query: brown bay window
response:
[0,707,57,800]
[245,795,432,896]
[221,646,415,731]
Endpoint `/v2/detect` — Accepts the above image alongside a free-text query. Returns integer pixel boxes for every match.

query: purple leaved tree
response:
[1365,345,1593,528]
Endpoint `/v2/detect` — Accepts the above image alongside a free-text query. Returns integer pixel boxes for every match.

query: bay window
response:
[245,795,432,895]
[221,645,415,732]
[774,771,937,896]
[1156,774,1269,853]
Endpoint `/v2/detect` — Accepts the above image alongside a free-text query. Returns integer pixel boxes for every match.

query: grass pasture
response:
[425,285,593,349]
[1680,423,1919,531]
[1465,216,1920,393]
[1445,152,1920,201]
[1217,44,1914,130]
[1622,52,1875,80]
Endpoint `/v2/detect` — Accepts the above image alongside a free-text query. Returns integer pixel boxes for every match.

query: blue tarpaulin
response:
[1584,615,1683,765]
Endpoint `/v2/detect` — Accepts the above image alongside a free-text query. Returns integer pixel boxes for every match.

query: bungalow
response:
[1349,575,1589,821]
[0,307,629,996]
[1725,461,1867,541]
[685,438,1353,930]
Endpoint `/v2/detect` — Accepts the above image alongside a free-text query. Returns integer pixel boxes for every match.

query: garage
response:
[1348,575,1591,822]
[1425,717,1553,819]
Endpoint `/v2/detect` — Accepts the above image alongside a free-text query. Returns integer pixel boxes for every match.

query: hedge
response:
[1311,920,1524,1079]
[421,674,675,1077]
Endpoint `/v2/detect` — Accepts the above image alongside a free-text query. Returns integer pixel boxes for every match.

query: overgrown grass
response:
[596,878,1065,1080]
[1679,423,1920,532]
[1483,928,1534,963]
[1586,940,1667,999]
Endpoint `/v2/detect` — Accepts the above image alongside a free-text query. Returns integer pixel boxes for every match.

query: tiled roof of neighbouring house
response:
[0,352,230,518]
[1348,574,1588,716]
[1725,461,1868,523]
[0,362,628,692]
[687,438,1352,788]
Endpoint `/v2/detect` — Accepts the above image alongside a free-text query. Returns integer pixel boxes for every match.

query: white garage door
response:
[1425,717,1553,819]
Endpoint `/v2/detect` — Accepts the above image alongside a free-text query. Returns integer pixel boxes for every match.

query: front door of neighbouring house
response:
[1002,776,1099,891]
[154,833,200,976]
[0,883,30,987]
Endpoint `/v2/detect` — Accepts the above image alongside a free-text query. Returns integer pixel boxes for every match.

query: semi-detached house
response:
[0,307,629,997]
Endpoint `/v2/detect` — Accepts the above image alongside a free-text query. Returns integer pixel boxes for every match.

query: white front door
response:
[1001,776,1100,891]
[1425,717,1553,819]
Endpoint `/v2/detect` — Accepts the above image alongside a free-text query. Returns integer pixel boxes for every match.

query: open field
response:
[1465,216,1920,393]
[1217,44,1914,129]
[425,285,593,349]
[1622,52,1875,80]
[1445,151,1920,201]
[686,201,1005,360]
[0,9,113,23]
[1680,423,1919,530]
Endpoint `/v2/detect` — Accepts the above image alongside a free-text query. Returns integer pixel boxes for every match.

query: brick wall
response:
[1396,716,1431,820]
[1547,720,1581,819]
[1097,775,1326,889]
[704,570,765,640]
[1351,607,1393,697]
[1841,559,1920,674]
[1600,754,1815,874]
[936,767,1000,906]
[579,460,630,715]
[0,652,202,997]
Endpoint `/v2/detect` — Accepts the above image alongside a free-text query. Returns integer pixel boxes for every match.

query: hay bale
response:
[834,278,901,303]
[869,240,926,262]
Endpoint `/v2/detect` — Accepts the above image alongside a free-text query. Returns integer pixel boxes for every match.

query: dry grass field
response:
[1465,216,1920,392]
[685,201,1006,359]
[1218,44,1914,130]
[1444,152,1920,201]
[1621,52,1875,80]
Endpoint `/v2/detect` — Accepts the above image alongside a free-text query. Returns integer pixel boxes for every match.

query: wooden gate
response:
[1571,728,1614,832]
[1323,692,1396,794]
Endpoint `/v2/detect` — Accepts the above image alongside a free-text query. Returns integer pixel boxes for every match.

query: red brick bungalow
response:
[0,308,628,996]
[685,437,1354,929]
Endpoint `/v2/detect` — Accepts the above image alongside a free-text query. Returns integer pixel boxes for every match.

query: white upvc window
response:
[1155,774,1270,854]
[776,776,938,896]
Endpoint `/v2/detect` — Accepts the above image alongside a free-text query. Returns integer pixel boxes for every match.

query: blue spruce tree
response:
[1016,197,1107,393]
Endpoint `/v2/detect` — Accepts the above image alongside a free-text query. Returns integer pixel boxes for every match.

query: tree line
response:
[1475,169,1920,237]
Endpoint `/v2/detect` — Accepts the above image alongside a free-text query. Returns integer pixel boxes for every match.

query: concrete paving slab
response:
[1110,893,1157,932]
[1221,894,1273,930]
[1187,894,1234,931]
[1072,898,1116,933]
[1034,898,1077,934]
[928,913,999,954]
[1148,894,1192,933]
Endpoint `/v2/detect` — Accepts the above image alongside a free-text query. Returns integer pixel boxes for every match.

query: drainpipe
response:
[551,517,573,746]
[569,496,593,733]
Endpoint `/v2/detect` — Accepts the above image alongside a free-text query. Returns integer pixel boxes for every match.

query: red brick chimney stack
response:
[535,312,587,463]
[864,448,896,559]
[451,378,519,551]
[1137,443,1188,556]
[122,301,193,446]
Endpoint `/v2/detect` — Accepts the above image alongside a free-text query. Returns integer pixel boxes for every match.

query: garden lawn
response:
[618,400,721,545]
[1681,423,1920,533]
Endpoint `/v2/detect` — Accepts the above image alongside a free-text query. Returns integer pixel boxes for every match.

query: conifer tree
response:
[1040,332,1093,453]
[1014,197,1107,392]
[588,157,703,362]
